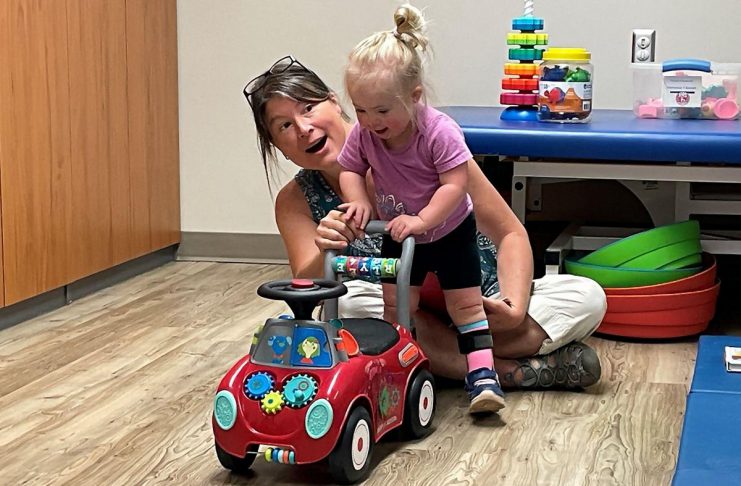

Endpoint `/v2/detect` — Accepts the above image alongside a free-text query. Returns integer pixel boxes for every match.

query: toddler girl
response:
[338,4,505,414]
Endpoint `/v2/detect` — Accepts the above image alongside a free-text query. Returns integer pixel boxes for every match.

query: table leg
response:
[512,175,527,224]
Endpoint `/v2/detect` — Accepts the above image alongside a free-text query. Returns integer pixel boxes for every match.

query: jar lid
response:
[543,48,591,61]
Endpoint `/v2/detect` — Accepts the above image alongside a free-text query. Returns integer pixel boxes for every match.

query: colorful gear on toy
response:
[282,374,318,408]
[261,391,284,414]
[244,371,274,400]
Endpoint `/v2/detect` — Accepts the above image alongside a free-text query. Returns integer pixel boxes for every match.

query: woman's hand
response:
[386,215,427,242]
[482,296,526,332]
[314,208,365,252]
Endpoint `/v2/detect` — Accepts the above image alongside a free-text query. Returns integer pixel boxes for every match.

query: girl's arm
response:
[339,170,374,229]
[417,163,468,228]
[386,163,468,241]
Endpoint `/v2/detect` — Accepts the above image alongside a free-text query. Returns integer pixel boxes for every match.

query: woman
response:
[244,55,606,389]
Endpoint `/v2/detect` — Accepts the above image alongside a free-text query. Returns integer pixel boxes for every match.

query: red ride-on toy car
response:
[212,221,436,484]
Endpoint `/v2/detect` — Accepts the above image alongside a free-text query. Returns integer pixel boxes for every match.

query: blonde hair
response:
[345,4,431,111]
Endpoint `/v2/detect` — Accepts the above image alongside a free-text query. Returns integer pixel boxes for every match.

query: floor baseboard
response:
[177,231,288,263]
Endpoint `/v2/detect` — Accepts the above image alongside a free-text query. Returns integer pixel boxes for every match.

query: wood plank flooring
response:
[0,262,696,485]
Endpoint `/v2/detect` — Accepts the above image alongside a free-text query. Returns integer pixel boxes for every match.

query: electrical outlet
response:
[632,29,656,63]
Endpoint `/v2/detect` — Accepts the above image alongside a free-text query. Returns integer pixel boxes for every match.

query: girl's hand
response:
[340,201,372,231]
[314,209,364,252]
[386,215,427,242]
[482,296,526,331]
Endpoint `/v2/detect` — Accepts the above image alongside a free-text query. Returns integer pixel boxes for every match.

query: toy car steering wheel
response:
[257,278,347,320]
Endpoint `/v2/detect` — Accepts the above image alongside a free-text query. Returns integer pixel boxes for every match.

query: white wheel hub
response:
[350,418,371,470]
[418,380,434,426]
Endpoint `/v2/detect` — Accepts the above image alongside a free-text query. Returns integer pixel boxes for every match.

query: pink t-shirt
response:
[338,105,473,243]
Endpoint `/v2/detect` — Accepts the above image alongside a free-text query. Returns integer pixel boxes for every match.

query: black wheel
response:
[215,441,257,474]
[328,406,374,484]
[403,368,436,439]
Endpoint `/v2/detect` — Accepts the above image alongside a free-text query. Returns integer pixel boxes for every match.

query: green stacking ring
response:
[617,239,702,270]
[564,258,701,288]
[578,220,700,267]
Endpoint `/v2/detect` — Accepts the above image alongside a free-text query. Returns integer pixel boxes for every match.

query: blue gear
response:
[282,374,318,408]
[245,371,274,400]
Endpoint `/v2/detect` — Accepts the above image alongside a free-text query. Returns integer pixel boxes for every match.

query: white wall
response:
[177,0,741,235]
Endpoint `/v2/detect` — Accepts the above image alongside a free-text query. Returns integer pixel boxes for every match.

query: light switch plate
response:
[632,29,656,63]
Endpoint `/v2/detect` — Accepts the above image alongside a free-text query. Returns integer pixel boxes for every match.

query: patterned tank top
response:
[294,169,500,296]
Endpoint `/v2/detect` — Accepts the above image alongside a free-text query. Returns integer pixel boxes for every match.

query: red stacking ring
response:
[500,93,538,105]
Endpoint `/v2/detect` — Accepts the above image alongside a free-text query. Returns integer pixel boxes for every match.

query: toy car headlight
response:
[305,399,333,439]
[214,390,237,430]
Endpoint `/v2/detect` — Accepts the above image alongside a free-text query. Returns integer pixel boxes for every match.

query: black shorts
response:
[381,213,481,290]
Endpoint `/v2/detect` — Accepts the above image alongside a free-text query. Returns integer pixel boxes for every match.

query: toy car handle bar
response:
[323,220,416,330]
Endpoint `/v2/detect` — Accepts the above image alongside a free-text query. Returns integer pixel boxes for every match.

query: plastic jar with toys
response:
[537,48,593,123]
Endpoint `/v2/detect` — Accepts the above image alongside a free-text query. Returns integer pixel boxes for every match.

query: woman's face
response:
[265,95,348,171]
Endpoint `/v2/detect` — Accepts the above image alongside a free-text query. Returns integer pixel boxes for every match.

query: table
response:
[440,107,741,272]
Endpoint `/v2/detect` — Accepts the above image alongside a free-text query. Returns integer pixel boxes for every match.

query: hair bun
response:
[393,4,428,50]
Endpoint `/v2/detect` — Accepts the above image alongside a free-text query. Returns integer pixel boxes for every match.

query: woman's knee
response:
[579,277,607,321]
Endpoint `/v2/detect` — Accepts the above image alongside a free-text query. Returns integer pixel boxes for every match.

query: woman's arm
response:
[467,159,534,329]
[275,178,369,278]
[274,181,329,278]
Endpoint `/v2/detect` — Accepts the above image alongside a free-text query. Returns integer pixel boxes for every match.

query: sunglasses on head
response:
[243,55,311,107]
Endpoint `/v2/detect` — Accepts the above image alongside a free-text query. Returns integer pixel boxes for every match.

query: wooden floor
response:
[0,262,696,485]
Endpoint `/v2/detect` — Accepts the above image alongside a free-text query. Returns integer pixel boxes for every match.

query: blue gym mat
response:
[690,335,741,395]
[672,392,741,485]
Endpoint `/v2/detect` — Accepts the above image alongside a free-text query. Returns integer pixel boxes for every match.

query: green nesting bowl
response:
[578,220,700,267]
[617,238,702,270]
[564,258,702,288]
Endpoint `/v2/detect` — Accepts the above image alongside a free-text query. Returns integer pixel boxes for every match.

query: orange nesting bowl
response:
[598,253,720,339]
[598,285,719,338]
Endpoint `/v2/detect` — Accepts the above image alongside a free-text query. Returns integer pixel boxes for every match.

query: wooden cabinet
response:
[126,0,181,255]
[0,0,179,306]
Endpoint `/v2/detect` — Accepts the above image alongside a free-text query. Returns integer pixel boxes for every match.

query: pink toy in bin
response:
[714,78,739,119]
[714,98,739,120]
[638,98,663,118]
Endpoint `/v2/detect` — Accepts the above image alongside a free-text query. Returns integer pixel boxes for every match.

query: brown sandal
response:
[505,342,601,390]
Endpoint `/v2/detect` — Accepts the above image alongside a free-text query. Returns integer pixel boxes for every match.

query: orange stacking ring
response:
[504,63,538,76]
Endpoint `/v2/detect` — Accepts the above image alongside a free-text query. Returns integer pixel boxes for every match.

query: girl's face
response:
[265,95,348,170]
[349,81,421,150]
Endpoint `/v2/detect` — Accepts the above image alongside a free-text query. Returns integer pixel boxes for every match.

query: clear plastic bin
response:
[632,59,740,120]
